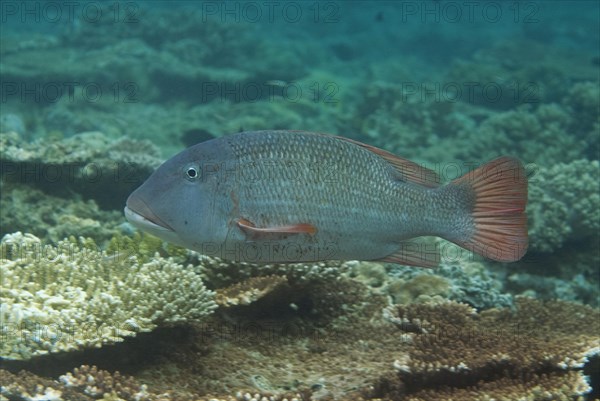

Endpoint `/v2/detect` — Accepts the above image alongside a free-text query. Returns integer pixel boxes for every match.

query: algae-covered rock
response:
[0,232,216,360]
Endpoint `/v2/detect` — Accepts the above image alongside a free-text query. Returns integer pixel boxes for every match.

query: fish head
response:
[124,140,226,250]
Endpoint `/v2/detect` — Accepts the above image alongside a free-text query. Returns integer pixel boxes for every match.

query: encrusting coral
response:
[348,252,514,310]
[0,232,217,360]
[527,159,600,253]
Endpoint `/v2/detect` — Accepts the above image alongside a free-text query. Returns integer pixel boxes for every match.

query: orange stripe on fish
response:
[237,218,318,237]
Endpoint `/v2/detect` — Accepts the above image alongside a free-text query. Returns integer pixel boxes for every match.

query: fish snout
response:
[125,192,175,232]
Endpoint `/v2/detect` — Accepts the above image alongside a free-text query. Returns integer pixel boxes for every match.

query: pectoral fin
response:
[237,218,318,237]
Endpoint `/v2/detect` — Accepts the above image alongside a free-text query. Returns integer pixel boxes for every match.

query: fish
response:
[124,130,528,267]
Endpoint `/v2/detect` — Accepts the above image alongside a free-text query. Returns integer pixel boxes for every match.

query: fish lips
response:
[124,194,175,233]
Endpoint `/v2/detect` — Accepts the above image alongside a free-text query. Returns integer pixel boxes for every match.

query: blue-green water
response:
[1,1,599,399]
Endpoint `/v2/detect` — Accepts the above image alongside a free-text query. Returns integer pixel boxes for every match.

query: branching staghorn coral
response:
[0,232,216,360]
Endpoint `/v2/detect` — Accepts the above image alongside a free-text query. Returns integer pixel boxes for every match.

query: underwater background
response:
[1,1,599,400]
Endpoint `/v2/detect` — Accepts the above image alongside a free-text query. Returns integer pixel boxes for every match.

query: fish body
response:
[125,130,528,266]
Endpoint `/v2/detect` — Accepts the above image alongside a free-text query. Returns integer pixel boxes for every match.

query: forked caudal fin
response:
[451,156,528,262]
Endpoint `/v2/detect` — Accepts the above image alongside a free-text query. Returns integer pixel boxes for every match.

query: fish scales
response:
[125,130,528,266]
[225,132,426,250]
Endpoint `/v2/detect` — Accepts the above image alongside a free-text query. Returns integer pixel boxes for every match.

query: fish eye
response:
[185,166,199,180]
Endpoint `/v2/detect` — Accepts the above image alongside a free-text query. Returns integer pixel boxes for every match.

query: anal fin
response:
[376,241,440,268]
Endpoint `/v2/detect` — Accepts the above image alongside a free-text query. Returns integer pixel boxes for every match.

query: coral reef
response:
[0,131,161,210]
[0,365,309,401]
[1,4,598,400]
[562,82,600,160]
[1,7,307,91]
[356,85,461,163]
[194,254,347,289]
[2,296,595,400]
[347,260,390,288]
[1,7,322,154]
[357,91,598,166]
[106,231,182,264]
[348,249,514,310]
[527,159,600,253]
[378,297,599,400]
[508,270,600,307]
[215,275,290,307]
[386,299,599,374]
[445,40,598,108]
[0,366,166,401]
[59,365,152,400]
[136,277,393,399]
[401,371,592,401]
[471,103,582,164]
[352,55,598,167]
[434,259,513,309]
[37,72,349,157]
[506,241,600,307]
[0,369,88,401]
[0,113,26,135]
[0,232,216,360]
[0,185,124,245]
[385,272,451,305]
[105,232,348,291]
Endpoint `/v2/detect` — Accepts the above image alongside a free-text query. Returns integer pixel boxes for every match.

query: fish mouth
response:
[124,196,175,232]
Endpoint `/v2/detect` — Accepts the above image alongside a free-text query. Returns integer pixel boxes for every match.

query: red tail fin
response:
[452,157,528,262]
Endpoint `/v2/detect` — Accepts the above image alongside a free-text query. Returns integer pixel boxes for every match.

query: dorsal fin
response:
[333,136,441,187]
